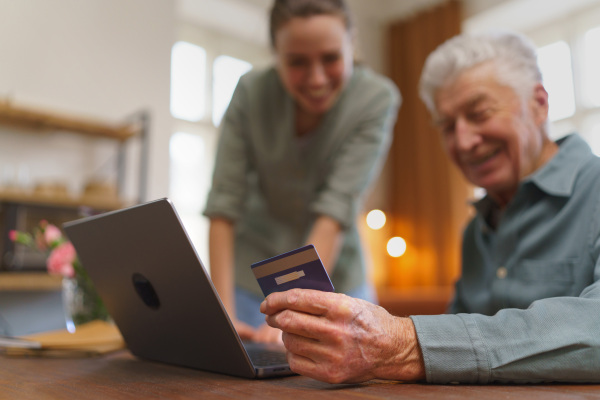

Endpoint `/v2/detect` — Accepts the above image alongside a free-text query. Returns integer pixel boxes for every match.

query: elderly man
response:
[260,31,600,384]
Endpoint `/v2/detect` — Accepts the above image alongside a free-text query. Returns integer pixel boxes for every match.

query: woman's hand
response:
[233,319,282,344]
[252,323,283,344]
[233,318,256,341]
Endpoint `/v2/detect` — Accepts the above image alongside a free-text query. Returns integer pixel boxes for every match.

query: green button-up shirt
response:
[204,66,400,296]
[412,134,600,383]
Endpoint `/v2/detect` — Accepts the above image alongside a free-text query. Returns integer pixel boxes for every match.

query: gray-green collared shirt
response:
[204,66,400,297]
[412,134,600,383]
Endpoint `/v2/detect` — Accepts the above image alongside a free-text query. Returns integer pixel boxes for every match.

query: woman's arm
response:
[208,217,255,340]
[208,218,235,316]
[305,215,343,274]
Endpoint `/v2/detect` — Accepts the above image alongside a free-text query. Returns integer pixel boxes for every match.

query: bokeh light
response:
[366,209,386,230]
[387,237,407,257]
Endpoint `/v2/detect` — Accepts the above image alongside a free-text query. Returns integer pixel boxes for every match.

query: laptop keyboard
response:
[244,343,288,366]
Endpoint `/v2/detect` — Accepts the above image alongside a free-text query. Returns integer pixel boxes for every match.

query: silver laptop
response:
[63,198,292,378]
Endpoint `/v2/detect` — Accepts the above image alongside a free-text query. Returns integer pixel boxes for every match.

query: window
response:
[537,41,575,122]
[529,13,600,146]
[169,132,206,212]
[170,41,206,121]
[582,27,600,108]
[169,132,210,257]
[168,24,270,269]
[212,55,252,126]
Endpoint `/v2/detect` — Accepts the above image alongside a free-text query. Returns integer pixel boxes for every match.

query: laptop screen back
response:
[64,198,257,378]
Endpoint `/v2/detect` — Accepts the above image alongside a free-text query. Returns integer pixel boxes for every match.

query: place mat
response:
[1,320,125,358]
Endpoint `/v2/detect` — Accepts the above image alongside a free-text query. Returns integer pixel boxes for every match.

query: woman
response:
[204,0,400,343]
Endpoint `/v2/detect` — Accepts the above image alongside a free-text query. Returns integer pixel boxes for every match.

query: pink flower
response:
[35,220,51,250]
[44,224,63,246]
[47,242,76,278]
[9,230,33,247]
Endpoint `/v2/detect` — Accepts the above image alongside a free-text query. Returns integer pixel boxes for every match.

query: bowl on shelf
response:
[33,182,71,200]
[81,180,119,204]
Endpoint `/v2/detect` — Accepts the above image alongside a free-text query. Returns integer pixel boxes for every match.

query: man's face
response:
[434,62,550,205]
[274,15,354,117]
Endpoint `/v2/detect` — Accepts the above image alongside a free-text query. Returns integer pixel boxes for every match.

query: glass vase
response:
[62,274,109,333]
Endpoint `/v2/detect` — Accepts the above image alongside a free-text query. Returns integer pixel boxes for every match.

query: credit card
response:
[251,244,334,297]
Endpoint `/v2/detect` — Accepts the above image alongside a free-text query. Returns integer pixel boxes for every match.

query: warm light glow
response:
[387,237,407,258]
[366,209,386,230]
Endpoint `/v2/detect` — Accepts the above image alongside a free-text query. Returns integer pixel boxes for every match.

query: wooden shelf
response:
[0,99,140,141]
[0,99,147,278]
[0,272,62,291]
[0,190,125,211]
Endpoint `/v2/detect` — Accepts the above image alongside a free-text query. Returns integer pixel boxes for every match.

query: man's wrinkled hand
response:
[260,289,425,384]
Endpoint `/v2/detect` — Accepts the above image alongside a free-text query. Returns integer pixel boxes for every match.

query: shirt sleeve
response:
[310,80,401,229]
[203,76,251,222]
[411,232,600,384]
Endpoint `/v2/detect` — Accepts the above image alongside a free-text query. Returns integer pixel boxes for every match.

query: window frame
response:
[526,4,600,145]
[168,22,271,268]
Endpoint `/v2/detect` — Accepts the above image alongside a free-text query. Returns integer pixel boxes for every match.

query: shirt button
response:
[496,266,507,279]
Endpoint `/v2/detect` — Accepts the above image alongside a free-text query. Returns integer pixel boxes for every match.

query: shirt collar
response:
[525,134,593,197]
[472,134,593,217]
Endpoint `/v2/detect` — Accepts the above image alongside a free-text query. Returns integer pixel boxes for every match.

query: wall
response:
[463,0,600,33]
[0,1,175,334]
[0,0,175,203]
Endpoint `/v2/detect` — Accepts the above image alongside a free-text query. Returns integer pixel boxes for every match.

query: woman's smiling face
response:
[274,14,353,117]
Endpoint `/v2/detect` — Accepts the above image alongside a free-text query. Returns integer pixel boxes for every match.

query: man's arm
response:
[261,289,425,383]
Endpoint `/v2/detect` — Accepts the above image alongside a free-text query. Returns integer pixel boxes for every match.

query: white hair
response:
[419,31,543,115]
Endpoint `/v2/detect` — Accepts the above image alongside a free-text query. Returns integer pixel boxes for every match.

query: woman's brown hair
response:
[269,0,354,48]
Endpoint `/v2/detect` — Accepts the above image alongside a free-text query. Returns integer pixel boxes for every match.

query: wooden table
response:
[1,350,599,399]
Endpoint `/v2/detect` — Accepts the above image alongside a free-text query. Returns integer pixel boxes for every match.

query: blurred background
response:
[1,0,600,334]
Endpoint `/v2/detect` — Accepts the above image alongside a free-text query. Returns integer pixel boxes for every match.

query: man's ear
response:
[530,83,549,127]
